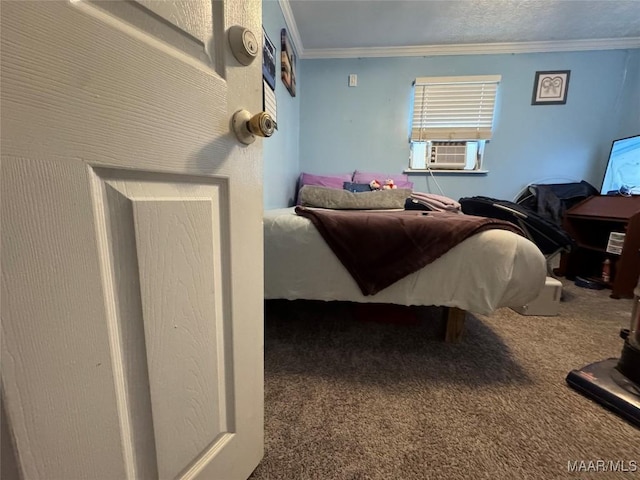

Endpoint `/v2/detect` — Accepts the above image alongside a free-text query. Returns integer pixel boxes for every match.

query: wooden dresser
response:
[558,195,640,298]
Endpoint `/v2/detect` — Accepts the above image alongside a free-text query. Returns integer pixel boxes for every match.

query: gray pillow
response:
[298,185,412,210]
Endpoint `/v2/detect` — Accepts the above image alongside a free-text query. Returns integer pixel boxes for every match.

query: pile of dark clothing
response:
[515,180,598,227]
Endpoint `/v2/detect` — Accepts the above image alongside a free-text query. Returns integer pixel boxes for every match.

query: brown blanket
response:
[295,206,524,295]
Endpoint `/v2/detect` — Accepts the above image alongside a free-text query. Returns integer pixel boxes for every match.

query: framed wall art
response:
[262,27,276,91]
[281,28,296,97]
[531,70,570,105]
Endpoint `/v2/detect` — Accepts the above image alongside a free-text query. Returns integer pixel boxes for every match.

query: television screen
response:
[600,134,640,195]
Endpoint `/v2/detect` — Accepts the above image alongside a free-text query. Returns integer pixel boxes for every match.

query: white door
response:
[1,1,264,479]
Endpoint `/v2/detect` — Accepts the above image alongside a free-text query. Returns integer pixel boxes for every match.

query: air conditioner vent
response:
[427,141,478,170]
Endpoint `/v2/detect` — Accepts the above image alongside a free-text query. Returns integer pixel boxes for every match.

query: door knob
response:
[232,110,275,145]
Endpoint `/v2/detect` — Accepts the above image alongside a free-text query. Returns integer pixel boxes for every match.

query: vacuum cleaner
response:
[566,280,640,428]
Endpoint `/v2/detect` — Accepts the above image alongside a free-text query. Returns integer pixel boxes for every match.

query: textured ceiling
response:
[287,0,640,52]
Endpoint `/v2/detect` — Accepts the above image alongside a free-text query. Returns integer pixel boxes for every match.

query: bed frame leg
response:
[444,307,466,343]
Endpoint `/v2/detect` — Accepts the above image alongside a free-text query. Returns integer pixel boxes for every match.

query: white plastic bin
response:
[511,277,562,316]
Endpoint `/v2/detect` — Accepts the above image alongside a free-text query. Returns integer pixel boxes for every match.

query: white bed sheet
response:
[264,208,547,315]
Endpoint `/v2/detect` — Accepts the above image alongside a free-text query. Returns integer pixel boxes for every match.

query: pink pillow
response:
[352,170,413,189]
[299,172,353,189]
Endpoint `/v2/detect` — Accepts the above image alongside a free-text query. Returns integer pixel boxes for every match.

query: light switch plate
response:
[348,74,357,87]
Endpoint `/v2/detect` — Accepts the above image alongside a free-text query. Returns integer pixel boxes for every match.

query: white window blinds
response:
[410,75,501,142]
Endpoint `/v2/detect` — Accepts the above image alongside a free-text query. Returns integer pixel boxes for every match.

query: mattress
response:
[264,208,547,315]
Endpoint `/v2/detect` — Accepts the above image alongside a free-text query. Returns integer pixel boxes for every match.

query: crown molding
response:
[278,0,304,57]
[300,37,640,59]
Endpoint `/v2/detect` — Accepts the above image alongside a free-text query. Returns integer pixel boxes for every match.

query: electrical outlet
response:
[348,74,357,87]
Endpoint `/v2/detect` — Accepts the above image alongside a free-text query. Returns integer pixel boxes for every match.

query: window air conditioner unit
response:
[426,141,478,170]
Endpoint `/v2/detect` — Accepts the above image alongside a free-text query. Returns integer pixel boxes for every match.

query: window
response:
[408,75,501,172]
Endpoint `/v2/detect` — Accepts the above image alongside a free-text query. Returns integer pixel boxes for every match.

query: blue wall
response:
[298,49,640,201]
[262,1,301,209]
[615,50,640,139]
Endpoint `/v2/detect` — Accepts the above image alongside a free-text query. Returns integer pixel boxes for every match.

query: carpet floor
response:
[250,280,639,480]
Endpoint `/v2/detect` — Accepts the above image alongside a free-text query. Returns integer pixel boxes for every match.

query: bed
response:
[264,206,547,341]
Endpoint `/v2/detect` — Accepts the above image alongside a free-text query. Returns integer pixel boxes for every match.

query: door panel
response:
[87,0,216,67]
[133,197,228,479]
[1,0,263,479]
[92,169,235,479]
[135,0,213,44]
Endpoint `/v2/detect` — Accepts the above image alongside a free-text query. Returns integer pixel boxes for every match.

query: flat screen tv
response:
[600,134,640,196]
